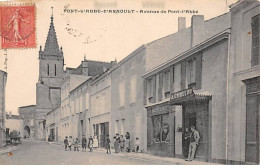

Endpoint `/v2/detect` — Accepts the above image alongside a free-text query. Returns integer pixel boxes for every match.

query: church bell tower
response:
[35,9,64,140]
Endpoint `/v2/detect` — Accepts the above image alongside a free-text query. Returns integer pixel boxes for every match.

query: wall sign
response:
[171,88,193,100]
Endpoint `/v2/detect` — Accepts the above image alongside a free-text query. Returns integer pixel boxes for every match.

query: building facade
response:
[45,107,60,142]
[111,45,147,151]
[143,14,231,162]
[90,69,111,148]
[0,70,7,147]
[60,65,90,142]
[227,0,260,164]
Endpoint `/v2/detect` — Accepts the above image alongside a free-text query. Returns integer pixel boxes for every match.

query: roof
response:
[18,105,36,108]
[6,115,23,120]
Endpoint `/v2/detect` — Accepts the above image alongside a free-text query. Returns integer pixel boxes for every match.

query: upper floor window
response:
[164,70,171,98]
[147,76,156,103]
[54,64,57,76]
[187,58,196,88]
[130,75,137,103]
[119,81,125,107]
[47,64,50,76]
[251,14,260,66]
[147,79,153,99]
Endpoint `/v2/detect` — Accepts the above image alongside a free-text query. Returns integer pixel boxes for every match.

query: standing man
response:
[186,126,200,162]
[184,128,191,158]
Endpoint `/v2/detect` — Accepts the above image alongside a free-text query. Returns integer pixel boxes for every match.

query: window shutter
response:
[195,53,203,89]
[181,61,186,90]
[143,80,147,105]
[170,66,174,93]
[158,73,163,101]
[152,76,156,103]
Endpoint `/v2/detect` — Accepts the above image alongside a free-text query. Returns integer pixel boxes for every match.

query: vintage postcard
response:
[0,0,259,165]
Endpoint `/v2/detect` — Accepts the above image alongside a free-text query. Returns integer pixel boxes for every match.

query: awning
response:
[169,89,212,105]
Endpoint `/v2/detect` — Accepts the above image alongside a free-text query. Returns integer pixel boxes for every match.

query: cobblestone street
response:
[0,140,169,165]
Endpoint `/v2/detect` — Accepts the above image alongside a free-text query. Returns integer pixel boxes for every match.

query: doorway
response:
[24,126,30,138]
[243,77,260,164]
[182,101,209,161]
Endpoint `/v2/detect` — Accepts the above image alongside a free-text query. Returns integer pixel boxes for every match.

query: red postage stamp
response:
[0,5,36,49]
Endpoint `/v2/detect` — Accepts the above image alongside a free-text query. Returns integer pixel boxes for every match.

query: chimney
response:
[191,15,205,47]
[103,67,107,72]
[82,61,88,76]
[111,58,117,67]
[178,17,186,31]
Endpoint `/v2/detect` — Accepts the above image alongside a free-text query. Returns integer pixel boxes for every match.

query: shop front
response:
[146,102,175,157]
[170,88,211,162]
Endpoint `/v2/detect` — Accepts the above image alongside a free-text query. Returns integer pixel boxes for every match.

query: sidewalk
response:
[35,139,218,165]
[94,148,217,165]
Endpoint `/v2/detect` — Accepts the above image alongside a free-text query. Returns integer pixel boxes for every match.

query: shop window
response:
[152,114,170,143]
[251,14,260,66]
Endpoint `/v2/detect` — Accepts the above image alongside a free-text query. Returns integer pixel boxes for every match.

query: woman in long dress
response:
[114,134,120,153]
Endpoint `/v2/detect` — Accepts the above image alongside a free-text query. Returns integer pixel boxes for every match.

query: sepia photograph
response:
[0,0,259,165]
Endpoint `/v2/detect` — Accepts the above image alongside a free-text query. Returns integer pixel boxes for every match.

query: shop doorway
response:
[243,77,260,164]
[182,101,209,161]
[100,122,109,148]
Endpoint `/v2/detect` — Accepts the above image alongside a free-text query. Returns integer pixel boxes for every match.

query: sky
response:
[0,0,239,114]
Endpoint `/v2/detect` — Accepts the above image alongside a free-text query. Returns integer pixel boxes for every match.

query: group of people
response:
[105,132,140,154]
[63,132,140,154]
[63,135,94,152]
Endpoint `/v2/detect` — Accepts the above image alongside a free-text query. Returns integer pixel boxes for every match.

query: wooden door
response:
[195,102,209,161]
[100,123,105,148]
[245,94,259,164]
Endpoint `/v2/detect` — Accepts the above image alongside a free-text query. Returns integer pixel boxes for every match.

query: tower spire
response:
[43,7,61,57]
[51,6,53,19]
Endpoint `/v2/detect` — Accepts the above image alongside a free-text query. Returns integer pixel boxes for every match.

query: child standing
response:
[88,136,94,152]
[74,138,79,151]
[105,135,111,154]
[68,136,73,151]
[135,137,140,153]
[64,136,68,151]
